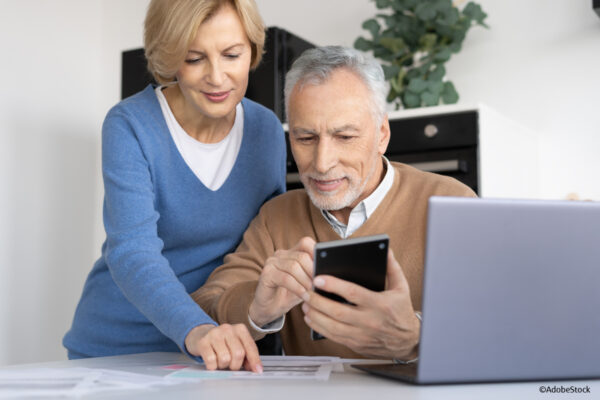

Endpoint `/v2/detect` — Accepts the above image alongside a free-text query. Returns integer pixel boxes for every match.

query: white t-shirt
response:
[155,86,244,191]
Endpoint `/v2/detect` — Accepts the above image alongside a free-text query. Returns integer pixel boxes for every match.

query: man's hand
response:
[249,237,316,326]
[184,324,263,373]
[301,249,420,360]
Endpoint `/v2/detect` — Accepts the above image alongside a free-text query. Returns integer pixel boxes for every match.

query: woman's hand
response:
[184,324,263,373]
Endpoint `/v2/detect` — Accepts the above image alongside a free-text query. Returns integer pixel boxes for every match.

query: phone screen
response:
[311,234,389,340]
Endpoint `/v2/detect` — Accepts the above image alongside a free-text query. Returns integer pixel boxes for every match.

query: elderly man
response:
[189,46,475,368]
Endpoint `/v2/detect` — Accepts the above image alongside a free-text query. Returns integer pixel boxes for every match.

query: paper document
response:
[167,356,340,381]
[0,367,179,398]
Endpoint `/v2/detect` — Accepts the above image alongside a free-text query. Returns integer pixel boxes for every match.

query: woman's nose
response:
[206,61,225,86]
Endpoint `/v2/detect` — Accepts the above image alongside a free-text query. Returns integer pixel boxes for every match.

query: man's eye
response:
[338,135,355,141]
[296,137,314,143]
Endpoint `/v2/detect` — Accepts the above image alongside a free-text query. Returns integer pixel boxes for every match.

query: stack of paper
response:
[0,367,179,398]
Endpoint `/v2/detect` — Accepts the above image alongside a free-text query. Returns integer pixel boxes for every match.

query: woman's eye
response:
[184,57,204,64]
[224,54,240,59]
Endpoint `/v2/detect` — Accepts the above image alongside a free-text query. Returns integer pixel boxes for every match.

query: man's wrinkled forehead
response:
[287,68,381,130]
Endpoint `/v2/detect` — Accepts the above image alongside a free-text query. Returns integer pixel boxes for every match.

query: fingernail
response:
[313,277,325,288]
[256,364,263,374]
[304,315,311,324]
[302,291,309,302]
[302,302,309,313]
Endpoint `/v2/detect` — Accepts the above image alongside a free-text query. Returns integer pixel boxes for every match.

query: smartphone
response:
[310,234,389,340]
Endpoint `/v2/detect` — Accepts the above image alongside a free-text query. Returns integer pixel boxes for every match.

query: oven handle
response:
[405,159,468,173]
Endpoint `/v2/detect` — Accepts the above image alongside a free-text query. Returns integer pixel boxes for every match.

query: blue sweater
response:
[63,85,286,358]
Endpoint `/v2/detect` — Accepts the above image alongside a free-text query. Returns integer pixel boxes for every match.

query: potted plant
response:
[355,0,488,109]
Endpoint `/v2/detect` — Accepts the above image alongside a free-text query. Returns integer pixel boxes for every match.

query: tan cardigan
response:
[191,162,476,358]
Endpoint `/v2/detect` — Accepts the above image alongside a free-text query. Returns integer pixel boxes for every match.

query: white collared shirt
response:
[321,157,394,238]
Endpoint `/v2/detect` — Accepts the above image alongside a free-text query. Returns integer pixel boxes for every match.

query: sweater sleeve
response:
[101,110,215,357]
[190,206,276,340]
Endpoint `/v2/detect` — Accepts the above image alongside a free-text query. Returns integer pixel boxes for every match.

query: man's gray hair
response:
[284,46,387,125]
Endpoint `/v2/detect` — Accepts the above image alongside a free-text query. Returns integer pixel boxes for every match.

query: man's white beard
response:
[300,154,379,211]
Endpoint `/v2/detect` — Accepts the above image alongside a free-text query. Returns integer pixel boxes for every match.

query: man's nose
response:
[313,138,337,174]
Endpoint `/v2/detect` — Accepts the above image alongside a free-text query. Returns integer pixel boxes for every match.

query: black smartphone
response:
[310,234,389,340]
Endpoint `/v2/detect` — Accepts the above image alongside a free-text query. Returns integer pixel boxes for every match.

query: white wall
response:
[446,0,600,200]
[0,1,105,365]
[1,0,598,366]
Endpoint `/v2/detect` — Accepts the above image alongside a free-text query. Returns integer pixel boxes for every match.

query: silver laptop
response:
[353,196,600,384]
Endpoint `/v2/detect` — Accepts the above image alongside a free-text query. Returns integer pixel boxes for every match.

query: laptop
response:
[353,196,600,384]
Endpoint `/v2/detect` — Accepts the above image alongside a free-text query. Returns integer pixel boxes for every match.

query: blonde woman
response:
[63,0,286,372]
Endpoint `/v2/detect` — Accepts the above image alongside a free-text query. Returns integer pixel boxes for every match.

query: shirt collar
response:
[320,156,394,237]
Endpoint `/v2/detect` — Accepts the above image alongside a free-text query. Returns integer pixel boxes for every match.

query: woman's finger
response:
[235,324,263,373]
[223,331,246,371]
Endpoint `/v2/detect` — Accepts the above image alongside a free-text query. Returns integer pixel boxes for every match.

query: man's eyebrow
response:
[328,124,360,134]
[291,127,318,135]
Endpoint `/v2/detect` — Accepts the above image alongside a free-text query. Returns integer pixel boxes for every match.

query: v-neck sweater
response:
[191,162,476,358]
[63,85,286,358]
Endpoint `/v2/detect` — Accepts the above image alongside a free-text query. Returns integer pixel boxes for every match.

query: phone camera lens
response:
[378,242,385,250]
[320,251,327,258]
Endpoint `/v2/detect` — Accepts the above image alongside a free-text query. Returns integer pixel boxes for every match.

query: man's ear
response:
[378,115,391,155]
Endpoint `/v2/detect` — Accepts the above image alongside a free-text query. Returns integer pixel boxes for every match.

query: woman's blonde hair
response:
[144,0,265,85]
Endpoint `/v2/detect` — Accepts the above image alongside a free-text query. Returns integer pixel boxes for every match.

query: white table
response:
[2,352,597,399]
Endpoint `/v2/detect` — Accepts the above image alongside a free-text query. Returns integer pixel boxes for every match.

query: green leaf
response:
[428,64,446,81]
[449,42,462,53]
[415,3,437,21]
[421,91,440,106]
[395,0,419,10]
[427,80,444,95]
[382,64,401,80]
[433,47,452,62]
[406,68,421,80]
[377,14,397,28]
[407,77,428,94]
[441,81,459,104]
[378,37,407,54]
[373,47,394,62]
[450,28,467,44]
[387,87,399,103]
[463,2,488,27]
[395,15,424,48]
[437,7,459,25]
[354,37,373,51]
[433,0,453,11]
[375,0,392,9]
[403,91,421,108]
[418,33,437,52]
[362,19,381,39]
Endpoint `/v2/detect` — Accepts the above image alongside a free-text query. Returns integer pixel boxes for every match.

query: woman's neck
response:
[162,85,236,143]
